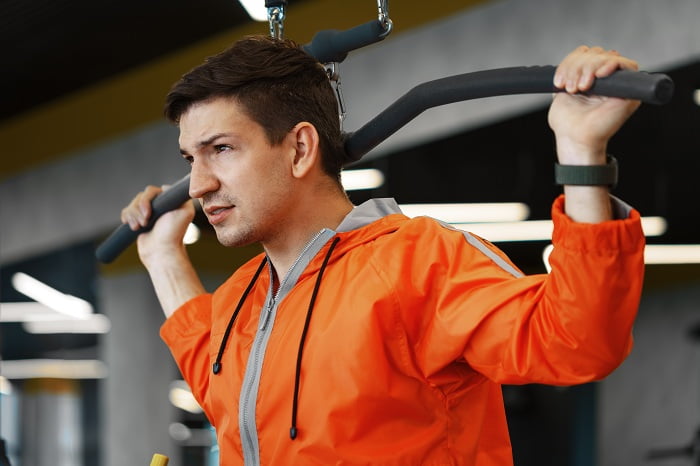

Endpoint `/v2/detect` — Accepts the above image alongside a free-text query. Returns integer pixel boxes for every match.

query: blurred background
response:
[1,0,699,465]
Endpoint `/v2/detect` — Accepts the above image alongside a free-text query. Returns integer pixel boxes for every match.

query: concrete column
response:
[21,378,82,466]
[0,379,20,466]
[98,272,178,466]
[599,280,700,466]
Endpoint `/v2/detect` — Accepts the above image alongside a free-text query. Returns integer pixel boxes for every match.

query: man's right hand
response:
[120,185,205,317]
[120,185,196,267]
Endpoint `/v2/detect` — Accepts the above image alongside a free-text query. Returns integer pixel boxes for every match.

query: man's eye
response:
[184,156,194,165]
[215,144,232,153]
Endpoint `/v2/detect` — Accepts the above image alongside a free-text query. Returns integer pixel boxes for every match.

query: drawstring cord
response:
[212,257,268,375]
[210,237,341,442]
[290,236,340,440]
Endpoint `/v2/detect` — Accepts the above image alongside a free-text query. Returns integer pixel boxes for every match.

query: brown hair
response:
[164,35,347,181]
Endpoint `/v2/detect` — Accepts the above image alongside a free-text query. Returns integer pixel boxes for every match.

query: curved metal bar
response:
[96,66,674,263]
[344,65,674,161]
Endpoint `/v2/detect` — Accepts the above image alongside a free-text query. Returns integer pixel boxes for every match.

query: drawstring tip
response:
[289,426,297,440]
[212,362,221,374]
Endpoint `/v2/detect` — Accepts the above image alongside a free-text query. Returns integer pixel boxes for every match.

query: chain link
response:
[267,6,285,39]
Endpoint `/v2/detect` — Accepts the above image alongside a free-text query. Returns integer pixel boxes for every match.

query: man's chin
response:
[215,229,255,248]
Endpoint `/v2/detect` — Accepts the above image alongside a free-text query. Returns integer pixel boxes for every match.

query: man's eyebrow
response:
[180,133,232,155]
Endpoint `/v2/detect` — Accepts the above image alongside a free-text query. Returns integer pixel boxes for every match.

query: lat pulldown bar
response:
[95,21,674,264]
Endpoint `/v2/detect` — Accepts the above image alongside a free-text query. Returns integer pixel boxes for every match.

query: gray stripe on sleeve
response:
[435,219,524,278]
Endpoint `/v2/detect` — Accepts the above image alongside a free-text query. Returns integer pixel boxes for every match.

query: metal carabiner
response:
[325,63,347,129]
[377,0,393,37]
[265,0,287,39]
[267,6,285,39]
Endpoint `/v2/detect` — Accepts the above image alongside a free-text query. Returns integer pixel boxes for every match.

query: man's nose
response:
[189,161,219,199]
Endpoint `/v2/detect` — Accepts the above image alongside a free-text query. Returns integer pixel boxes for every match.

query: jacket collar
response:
[292,199,407,279]
[336,198,403,232]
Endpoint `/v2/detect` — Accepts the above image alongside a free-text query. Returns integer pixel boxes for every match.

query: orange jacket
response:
[161,196,644,465]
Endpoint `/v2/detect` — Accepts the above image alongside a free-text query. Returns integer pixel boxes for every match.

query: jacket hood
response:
[301,198,409,277]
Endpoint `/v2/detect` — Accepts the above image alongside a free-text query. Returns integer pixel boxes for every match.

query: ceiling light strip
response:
[11,272,93,318]
[238,0,269,21]
[401,202,530,223]
[0,302,63,322]
[543,243,700,272]
[452,216,666,242]
[341,169,385,191]
[643,244,700,264]
[22,315,111,334]
[169,380,203,414]
[0,359,108,380]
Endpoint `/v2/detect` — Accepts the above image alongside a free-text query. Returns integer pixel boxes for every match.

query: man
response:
[121,36,644,465]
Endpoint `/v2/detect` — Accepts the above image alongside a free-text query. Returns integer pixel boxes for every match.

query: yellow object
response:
[150,454,169,466]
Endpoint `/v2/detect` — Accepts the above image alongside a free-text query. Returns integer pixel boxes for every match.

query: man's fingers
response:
[120,185,163,230]
[594,56,639,77]
[554,46,639,94]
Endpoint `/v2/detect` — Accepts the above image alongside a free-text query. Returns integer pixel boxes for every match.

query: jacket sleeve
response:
[160,293,214,417]
[397,195,645,386]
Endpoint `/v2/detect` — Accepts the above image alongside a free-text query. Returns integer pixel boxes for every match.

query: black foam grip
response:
[95,175,192,263]
[344,66,674,161]
[302,20,388,63]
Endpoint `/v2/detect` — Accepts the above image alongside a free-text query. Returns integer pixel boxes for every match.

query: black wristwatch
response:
[554,155,618,188]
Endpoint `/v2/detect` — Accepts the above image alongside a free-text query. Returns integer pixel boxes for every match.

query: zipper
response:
[259,300,274,332]
[259,229,327,331]
[242,335,265,463]
[239,228,334,465]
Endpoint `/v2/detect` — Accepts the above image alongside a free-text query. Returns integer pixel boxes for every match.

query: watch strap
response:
[554,155,618,188]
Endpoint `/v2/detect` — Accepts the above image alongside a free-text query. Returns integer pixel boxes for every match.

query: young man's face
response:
[178,97,295,248]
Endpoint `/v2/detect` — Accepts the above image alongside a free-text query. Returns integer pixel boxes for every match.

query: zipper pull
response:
[259,300,274,330]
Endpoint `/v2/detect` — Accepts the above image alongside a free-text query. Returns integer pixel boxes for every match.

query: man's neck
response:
[263,194,353,289]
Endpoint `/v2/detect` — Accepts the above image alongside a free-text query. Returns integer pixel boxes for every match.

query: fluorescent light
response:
[169,422,192,442]
[1,302,63,322]
[169,422,213,447]
[542,244,555,272]
[0,376,13,395]
[239,0,268,21]
[458,219,552,242]
[401,202,530,223]
[453,216,666,243]
[694,89,700,106]
[1,302,110,334]
[11,272,92,319]
[341,169,385,191]
[543,243,700,272]
[644,244,700,264]
[169,380,203,414]
[22,314,111,334]
[0,359,108,379]
[183,223,201,245]
[640,216,668,237]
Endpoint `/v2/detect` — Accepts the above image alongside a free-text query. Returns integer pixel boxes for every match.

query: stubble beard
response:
[201,193,257,248]
[214,222,258,248]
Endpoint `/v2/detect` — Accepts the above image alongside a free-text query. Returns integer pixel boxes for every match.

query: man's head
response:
[164,35,346,182]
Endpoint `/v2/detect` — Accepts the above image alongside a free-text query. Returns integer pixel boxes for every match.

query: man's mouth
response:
[204,205,234,225]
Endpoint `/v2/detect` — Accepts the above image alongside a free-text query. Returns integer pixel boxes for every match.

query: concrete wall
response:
[599,280,700,466]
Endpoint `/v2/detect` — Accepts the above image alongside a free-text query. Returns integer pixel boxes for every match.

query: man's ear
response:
[288,122,321,179]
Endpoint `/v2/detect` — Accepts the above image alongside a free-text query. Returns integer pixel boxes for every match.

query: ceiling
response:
[1,0,255,122]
